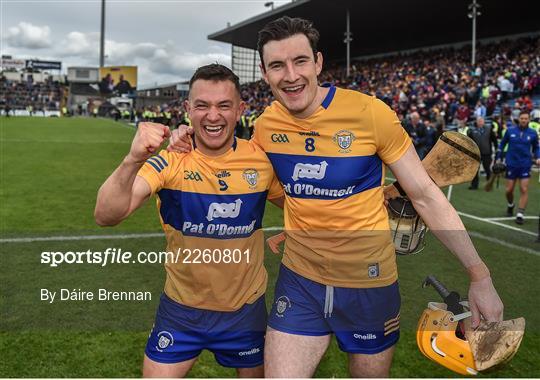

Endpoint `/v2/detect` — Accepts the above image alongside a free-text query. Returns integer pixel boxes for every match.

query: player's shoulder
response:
[334,86,373,102]
[334,87,387,112]
[526,126,538,135]
[255,100,282,123]
[145,149,187,171]
[507,126,519,134]
[235,138,269,159]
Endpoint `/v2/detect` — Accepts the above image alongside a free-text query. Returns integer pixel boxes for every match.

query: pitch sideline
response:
[0,225,537,256]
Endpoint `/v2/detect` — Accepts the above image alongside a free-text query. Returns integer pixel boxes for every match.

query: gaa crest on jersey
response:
[275,296,291,318]
[242,169,259,189]
[156,331,174,352]
[333,130,356,153]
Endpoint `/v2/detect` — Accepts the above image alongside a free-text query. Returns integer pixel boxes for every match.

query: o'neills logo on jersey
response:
[283,183,355,198]
[238,348,261,356]
[292,161,328,181]
[206,199,242,221]
[353,333,377,340]
[298,131,320,136]
[215,170,231,178]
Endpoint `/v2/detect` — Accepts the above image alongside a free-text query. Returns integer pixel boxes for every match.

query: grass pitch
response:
[1,117,539,377]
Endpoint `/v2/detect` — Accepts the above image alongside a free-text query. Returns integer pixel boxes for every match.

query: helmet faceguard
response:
[387,197,427,255]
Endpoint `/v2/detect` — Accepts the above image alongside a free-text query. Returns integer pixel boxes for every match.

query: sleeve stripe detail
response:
[155,154,168,168]
[147,156,164,170]
[145,159,162,173]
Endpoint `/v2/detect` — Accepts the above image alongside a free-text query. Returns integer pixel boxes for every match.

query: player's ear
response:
[238,100,246,120]
[259,63,269,84]
[315,51,323,76]
[184,99,191,115]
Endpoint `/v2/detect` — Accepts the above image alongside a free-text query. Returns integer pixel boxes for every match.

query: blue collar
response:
[321,84,336,109]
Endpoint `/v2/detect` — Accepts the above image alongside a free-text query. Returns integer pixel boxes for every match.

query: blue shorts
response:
[145,293,266,368]
[506,166,531,179]
[268,265,400,354]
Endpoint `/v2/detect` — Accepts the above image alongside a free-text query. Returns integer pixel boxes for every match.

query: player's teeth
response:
[284,85,303,92]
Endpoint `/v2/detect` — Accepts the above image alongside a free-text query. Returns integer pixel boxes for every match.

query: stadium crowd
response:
[238,36,540,153]
[0,74,64,113]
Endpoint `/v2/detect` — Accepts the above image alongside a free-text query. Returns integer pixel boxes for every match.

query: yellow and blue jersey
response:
[253,86,411,288]
[138,138,283,311]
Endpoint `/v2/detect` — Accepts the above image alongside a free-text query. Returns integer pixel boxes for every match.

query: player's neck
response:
[289,85,330,120]
[193,135,235,157]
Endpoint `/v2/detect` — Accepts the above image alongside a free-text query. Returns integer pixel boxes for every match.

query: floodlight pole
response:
[344,9,352,77]
[100,0,106,67]
[468,0,481,66]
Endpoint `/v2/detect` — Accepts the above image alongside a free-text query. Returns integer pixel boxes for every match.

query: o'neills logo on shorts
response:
[239,347,260,356]
[353,333,377,340]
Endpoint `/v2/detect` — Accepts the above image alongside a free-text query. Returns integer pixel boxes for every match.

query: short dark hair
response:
[519,110,530,117]
[189,63,240,94]
[257,16,320,70]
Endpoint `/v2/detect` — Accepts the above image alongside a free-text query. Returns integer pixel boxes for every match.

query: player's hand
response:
[266,232,285,254]
[468,277,504,329]
[383,184,400,206]
[535,158,540,166]
[127,122,171,163]
[167,124,193,153]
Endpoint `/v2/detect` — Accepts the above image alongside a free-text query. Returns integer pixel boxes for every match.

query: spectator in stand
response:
[422,119,439,156]
[473,100,486,118]
[499,73,514,102]
[404,111,427,158]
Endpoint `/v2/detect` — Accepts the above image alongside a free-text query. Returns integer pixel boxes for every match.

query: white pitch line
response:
[485,216,538,221]
[468,231,540,256]
[0,227,537,257]
[0,226,284,243]
[458,211,537,236]
[0,232,164,243]
[446,185,453,202]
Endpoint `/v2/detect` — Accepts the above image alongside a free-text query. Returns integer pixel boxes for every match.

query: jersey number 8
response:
[305,138,316,152]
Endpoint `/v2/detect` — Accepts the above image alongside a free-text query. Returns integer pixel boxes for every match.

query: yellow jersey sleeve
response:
[137,150,176,196]
[250,119,264,150]
[372,98,412,164]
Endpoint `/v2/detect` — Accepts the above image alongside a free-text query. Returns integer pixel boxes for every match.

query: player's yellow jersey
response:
[138,138,283,311]
[253,86,411,288]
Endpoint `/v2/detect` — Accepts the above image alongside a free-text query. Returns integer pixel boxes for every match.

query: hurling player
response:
[496,110,540,224]
[95,64,283,378]
[167,18,503,378]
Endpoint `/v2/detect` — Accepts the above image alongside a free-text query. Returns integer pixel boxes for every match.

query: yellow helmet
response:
[417,301,477,376]
[417,301,525,376]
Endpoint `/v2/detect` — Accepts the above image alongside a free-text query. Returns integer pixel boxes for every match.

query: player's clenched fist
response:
[128,122,171,163]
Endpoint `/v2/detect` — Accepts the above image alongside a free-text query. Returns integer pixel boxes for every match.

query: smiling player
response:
[95,64,283,378]
[167,17,504,378]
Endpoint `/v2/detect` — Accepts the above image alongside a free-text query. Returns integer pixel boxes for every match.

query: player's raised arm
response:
[388,145,504,328]
[94,122,170,226]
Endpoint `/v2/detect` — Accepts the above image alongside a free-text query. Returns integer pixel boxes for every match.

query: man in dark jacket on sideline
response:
[467,116,498,189]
